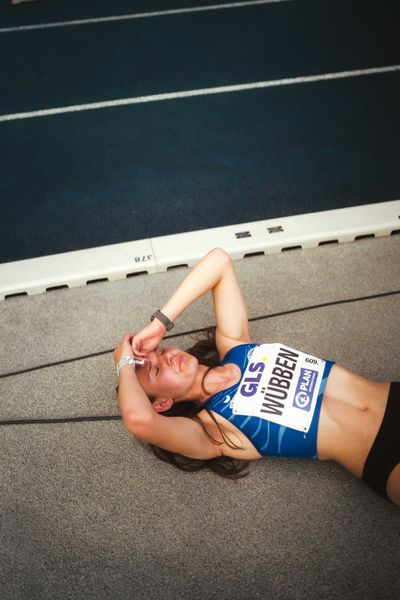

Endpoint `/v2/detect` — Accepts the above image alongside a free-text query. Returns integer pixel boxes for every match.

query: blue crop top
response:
[203,343,335,459]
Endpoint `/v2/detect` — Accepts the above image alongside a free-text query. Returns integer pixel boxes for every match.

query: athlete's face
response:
[135,346,199,402]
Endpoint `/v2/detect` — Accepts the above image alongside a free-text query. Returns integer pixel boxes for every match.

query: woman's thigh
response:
[387,463,400,507]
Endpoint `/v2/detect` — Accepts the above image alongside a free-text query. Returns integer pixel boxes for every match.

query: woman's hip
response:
[362,381,400,503]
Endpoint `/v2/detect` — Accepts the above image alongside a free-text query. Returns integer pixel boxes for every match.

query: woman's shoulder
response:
[221,341,258,364]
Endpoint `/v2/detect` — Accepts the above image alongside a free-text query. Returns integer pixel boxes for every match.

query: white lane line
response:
[0,0,293,33]
[1,65,399,123]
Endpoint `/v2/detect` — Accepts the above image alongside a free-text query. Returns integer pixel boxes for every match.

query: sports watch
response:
[150,309,174,331]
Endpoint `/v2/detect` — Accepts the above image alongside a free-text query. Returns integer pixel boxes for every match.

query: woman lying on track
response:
[114,247,400,507]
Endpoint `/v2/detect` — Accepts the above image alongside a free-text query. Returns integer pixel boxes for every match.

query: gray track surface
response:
[1,236,400,599]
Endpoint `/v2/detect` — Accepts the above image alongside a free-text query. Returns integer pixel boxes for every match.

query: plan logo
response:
[293,368,317,411]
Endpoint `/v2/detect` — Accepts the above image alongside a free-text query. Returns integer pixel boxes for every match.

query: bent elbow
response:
[124,411,154,435]
[210,246,231,264]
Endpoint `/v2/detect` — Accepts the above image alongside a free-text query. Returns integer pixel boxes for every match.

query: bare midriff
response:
[316,365,390,477]
[197,364,391,471]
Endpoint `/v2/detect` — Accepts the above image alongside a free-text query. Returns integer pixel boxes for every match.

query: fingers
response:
[131,335,146,358]
[123,328,161,358]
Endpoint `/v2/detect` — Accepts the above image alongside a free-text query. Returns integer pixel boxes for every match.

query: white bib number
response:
[232,344,326,432]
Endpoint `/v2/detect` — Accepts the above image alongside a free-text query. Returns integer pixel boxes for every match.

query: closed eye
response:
[156,348,165,377]
[152,348,164,376]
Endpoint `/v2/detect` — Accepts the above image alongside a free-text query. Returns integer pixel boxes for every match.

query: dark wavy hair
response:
[147,327,250,480]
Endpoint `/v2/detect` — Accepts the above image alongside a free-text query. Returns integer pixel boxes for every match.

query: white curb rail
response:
[1,199,399,300]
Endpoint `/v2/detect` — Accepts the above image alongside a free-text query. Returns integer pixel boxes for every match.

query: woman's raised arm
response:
[131,247,251,359]
[114,333,223,457]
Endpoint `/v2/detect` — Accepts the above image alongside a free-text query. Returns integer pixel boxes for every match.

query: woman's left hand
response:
[114,333,135,367]
[131,320,165,357]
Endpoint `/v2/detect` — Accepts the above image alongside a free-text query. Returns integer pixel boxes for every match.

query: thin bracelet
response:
[116,355,145,377]
[116,356,135,377]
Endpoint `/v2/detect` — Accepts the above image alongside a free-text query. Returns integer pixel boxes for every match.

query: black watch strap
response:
[151,309,174,331]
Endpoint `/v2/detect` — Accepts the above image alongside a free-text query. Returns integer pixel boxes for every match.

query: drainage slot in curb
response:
[281,245,302,252]
[86,278,109,285]
[244,251,264,258]
[126,271,148,277]
[167,264,188,270]
[318,239,339,246]
[4,292,28,300]
[355,234,375,241]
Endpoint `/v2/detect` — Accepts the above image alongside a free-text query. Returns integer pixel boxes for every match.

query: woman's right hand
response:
[131,319,165,357]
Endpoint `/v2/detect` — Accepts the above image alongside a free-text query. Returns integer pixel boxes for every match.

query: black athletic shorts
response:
[362,381,400,501]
